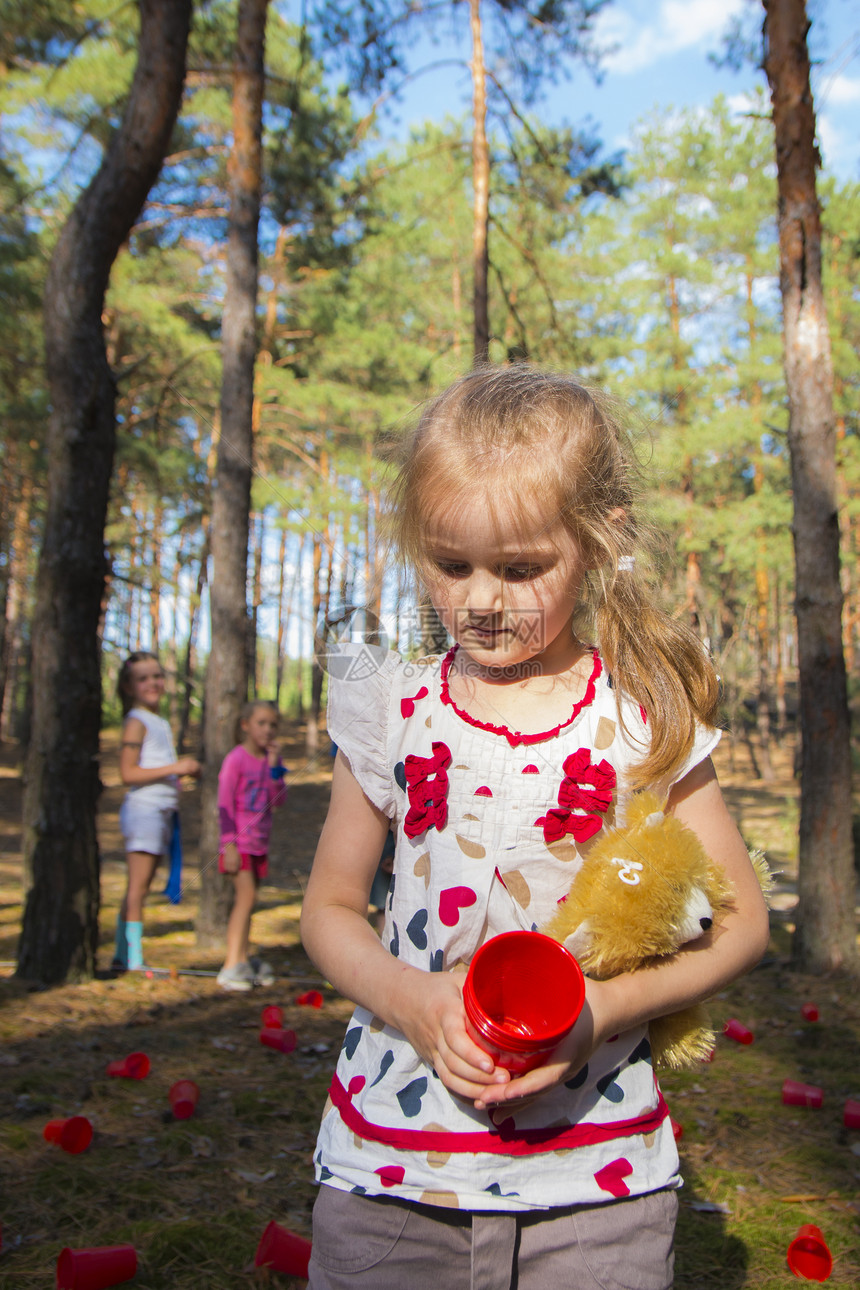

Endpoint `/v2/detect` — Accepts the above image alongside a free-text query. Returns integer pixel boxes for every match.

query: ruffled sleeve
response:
[671,721,722,786]
[326,644,398,818]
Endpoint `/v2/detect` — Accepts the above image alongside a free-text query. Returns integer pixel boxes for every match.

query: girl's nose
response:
[465,570,503,614]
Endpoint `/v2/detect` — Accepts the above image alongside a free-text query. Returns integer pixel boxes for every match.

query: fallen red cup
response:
[105,1052,150,1079]
[260,1026,297,1054]
[801,1002,819,1022]
[254,1220,311,1278]
[723,1018,754,1045]
[782,1079,823,1108]
[56,1243,137,1289]
[463,931,585,1075]
[844,1099,860,1129]
[261,1004,284,1028]
[670,1118,684,1142]
[786,1223,833,1282]
[168,1079,200,1120]
[43,1116,93,1155]
[295,990,323,1008]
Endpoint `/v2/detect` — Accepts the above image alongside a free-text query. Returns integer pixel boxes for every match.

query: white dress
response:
[313,644,719,1212]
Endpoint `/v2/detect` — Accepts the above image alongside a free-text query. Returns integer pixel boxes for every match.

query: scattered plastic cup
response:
[295,989,324,1008]
[259,1026,297,1054]
[786,1223,833,1282]
[56,1243,137,1289]
[463,931,585,1075]
[168,1079,200,1120]
[43,1116,93,1155]
[254,1220,312,1278]
[670,1117,684,1142]
[261,1004,284,1028]
[105,1052,150,1080]
[723,1018,754,1045]
[782,1079,823,1109]
[843,1099,860,1130]
[801,1002,820,1022]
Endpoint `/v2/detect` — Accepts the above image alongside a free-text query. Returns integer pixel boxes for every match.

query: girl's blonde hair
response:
[387,364,720,788]
[117,651,162,716]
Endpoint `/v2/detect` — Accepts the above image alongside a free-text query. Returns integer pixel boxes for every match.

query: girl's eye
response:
[502,565,542,582]
[435,561,470,578]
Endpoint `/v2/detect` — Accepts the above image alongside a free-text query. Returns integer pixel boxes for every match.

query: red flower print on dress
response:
[403,741,451,839]
[535,748,616,845]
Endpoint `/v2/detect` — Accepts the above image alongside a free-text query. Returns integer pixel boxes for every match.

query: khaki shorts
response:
[308,1182,677,1290]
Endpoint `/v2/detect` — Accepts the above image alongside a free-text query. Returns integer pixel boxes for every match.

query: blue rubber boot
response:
[126,920,145,971]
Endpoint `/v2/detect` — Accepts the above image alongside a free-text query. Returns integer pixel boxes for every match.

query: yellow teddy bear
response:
[543,790,772,1069]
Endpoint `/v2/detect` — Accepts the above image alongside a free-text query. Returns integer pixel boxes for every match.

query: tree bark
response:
[469,0,490,365]
[16,0,192,983]
[196,0,269,948]
[762,0,856,970]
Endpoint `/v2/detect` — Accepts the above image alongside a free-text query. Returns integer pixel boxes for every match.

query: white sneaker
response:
[217,962,255,992]
[249,956,275,987]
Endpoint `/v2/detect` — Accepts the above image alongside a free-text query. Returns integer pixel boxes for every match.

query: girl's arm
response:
[300,752,511,1101]
[217,752,242,872]
[474,756,771,1109]
[119,717,201,786]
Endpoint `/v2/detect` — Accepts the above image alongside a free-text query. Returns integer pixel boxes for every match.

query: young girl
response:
[216,700,288,990]
[115,652,201,972]
[300,366,771,1289]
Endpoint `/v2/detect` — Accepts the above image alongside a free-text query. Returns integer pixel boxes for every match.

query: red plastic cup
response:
[844,1098,860,1129]
[43,1116,93,1154]
[786,1223,833,1282]
[254,1220,312,1278]
[261,1004,284,1028]
[782,1079,824,1108]
[56,1243,137,1289]
[105,1052,150,1079]
[723,1018,754,1045]
[259,1026,297,1054]
[801,1002,820,1022]
[670,1118,684,1142]
[168,1079,200,1120]
[295,989,324,1008]
[463,931,585,1075]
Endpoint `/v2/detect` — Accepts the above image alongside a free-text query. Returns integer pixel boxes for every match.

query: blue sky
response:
[360,0,859,182]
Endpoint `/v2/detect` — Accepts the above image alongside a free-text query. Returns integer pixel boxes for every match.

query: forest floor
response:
[0,726,858,1288]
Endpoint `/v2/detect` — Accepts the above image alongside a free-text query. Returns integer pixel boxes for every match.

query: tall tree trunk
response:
[469,0,490,365]
[196,0,268,948]
[1,473,34,741]
[762,0,855,971]
[16,0,191,983]
[177,528,209,755]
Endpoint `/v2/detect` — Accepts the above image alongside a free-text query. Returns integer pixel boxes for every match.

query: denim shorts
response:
[308,1182,677,1290]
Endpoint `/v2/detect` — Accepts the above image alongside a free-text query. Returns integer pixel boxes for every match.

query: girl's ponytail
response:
[597,570,721,788]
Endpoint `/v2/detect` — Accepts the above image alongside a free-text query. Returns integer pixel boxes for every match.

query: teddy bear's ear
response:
[563,923,591,961]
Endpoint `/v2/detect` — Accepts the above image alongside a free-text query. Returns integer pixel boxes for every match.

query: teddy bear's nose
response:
[699,916,713,931]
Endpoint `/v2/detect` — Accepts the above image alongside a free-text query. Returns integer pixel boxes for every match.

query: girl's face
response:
[423,494,587,677]
[126,658,165,711]
[242,706,278,755]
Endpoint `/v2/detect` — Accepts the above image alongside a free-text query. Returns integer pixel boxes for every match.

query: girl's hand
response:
[266,740,282,768]
[175,756,201,778]
[393,968,511,1103]
[221,844,240,875]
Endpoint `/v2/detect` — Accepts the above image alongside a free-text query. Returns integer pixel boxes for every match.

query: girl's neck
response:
[133,700,160,715]
[446,642,597,737]
[241,738,267,759]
